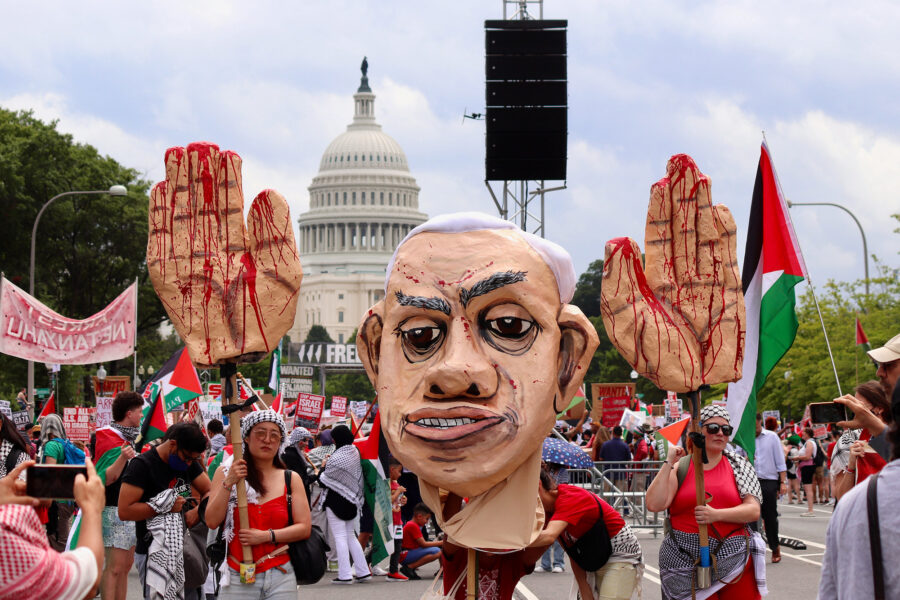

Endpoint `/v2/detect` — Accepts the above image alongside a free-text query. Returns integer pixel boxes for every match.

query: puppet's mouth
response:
[404,407,504,441]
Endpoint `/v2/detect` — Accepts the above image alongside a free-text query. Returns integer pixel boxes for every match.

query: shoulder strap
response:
[285,470,294,526]
[676,455,691,489]
[867,474,885,600]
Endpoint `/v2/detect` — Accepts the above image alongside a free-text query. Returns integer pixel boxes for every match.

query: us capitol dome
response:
[288,58,427,345]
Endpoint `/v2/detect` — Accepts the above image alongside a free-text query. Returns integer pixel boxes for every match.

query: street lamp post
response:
[786,200,870,297]
[27,185,128,408]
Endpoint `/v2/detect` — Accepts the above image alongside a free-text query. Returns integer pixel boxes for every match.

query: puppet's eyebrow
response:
[459,271,527,307]
[394,291,451,315]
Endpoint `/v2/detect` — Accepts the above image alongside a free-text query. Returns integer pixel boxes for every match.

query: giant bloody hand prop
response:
[600,154,745,393]
[148,142,302,367]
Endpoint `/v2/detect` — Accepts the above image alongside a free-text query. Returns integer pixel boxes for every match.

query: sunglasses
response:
[703,423,733,436]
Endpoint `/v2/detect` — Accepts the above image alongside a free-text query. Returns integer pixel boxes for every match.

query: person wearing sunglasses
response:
[646,405,764,600]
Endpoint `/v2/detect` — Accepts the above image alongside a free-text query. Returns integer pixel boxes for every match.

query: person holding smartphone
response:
[0,458,106,600]
[831,381,891,501]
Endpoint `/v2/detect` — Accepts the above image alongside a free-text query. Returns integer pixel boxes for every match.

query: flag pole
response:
[133,277,139,392]
[855,317,859,388]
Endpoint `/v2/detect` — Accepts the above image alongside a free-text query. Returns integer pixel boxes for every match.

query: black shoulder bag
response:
[285,470,330,585]
[867,473,885,600]
[563,494,614,572]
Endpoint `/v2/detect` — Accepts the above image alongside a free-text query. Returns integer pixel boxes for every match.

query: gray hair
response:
[384,212,576,303]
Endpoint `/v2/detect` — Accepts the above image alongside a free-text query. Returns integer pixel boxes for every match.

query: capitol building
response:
[288,61,428,344]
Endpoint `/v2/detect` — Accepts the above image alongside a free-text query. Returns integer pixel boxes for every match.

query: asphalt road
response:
[126,497,831,599]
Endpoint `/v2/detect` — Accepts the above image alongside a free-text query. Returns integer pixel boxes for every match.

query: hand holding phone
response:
[26,464,87,500]
[0,461,39,507]
[808,402,847,424]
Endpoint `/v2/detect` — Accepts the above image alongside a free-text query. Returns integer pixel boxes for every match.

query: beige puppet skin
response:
[600,154,745,393]
[147,142,302,367]
[357,227,597,500]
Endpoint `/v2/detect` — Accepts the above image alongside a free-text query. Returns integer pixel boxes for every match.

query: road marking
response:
[797,552,825,558]
[643,564,662,585]
[779,503,833,516]
[515,581,541,600]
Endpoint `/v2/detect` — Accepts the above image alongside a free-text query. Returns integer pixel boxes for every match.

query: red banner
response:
[93,375,131,397]
[331,396,347,418]
[0,277,136,364]
[591,383,636,428]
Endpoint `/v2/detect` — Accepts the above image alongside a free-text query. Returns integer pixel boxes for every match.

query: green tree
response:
[305,325,334,343]
[571,259,604,318]
[0,108,166,407]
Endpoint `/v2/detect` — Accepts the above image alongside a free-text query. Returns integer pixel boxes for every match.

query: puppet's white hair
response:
[384,212,576,303]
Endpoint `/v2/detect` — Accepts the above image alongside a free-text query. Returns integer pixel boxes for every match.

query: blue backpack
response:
[48,438,86,465]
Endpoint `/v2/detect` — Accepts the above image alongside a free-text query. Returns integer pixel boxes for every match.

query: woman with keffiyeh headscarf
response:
[38,414,78,551]
[316,425,369,584]
[205,410,311,599]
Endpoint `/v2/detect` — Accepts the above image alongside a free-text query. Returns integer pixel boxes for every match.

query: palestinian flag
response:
[856,317,871,352]
[163,348,202,412]
[556,385,586,419]
[654,416,690,462]
[35,392,55,423]
[207,444,234,479]
[138,383,168,446]
[727,142,807,460]
[140,347,184,416]
[354,411,394,565]
[268,340,282,395]
[270,392,284,415]
[68,426,134,549]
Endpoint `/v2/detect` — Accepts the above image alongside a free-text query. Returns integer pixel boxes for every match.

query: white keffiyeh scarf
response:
[146,489,184,600]
[318,444,363,510]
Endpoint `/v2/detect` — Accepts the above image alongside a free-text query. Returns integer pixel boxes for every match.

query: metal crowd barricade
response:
[566,460,666,537]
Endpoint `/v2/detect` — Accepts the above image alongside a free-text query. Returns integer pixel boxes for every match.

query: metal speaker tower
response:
[484,0,567,237]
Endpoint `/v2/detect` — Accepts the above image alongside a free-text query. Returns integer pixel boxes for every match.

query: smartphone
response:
[26,464,87,500]
[808,402,847,424]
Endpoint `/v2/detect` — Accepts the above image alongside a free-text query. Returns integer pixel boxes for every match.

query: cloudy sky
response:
[2,1,898,291]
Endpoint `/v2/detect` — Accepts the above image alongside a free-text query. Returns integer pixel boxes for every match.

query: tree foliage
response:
[304,325,334,343]
[0,108,171,405]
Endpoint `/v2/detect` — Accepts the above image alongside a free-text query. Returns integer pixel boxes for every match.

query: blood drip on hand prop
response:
[146,142,303,583]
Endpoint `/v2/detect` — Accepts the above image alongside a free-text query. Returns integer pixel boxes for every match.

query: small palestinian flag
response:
[138,383,168,446]
[207,444,234,479]
[354,411,394,565]
[36,392,55,423]
[856,317,871,352]
[164,348,203,412]
[654,416,690,462]
[556,385,586,419]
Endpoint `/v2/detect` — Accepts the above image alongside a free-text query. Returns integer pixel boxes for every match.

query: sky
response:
[2,0,898,293]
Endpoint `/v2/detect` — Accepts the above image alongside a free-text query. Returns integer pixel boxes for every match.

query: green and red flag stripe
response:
[354,410,394,565]
[139,382,168,447]
[727,142,807,461]
[856,317,871,352]
[163,347,202,411]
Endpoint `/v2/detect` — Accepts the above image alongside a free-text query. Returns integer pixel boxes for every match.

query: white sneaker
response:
[371,565,389,576]
[800,511,815,517]
[533,566,546,573]
[552,566,564,573]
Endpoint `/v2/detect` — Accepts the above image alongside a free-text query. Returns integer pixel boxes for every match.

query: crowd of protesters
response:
[0,333,898,599]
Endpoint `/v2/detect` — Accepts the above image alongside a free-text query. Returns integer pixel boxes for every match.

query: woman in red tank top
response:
[205,410,311,600]
[645,405,765,600]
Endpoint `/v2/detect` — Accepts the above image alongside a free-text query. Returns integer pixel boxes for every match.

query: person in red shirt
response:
[387,458,409,581]
[531,470,642,600]
[400,503,442,579]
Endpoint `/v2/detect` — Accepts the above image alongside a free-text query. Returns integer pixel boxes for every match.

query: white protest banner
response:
[95,397,114,430]
[349,400,368,421]
[331,396,348,418]
[618,408,646,433]
[295,393,326,432]
[0,400,11,420]
[63,407,95,443]
[199,400,222,427]
[0,277,136,364]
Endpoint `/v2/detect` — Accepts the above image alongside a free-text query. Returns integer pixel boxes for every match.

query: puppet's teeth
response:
[415,417,477,428]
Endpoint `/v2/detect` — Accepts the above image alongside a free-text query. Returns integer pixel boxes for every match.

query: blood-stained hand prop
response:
[147,142,302,368]
[600,154,745,393]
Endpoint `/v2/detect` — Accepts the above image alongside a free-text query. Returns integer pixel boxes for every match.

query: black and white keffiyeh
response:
[831,428,861,474]
[722,449,763,505]
[699,405,732,425]
[659,528,767,600]
[110,422,140,443]
[0,439,28,479]
[288,427,312,447]
[239,409,287,440]
[318,444,363,510]
[145,489,184,600]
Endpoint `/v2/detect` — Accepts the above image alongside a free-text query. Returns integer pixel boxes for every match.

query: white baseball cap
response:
[868,333,900,364]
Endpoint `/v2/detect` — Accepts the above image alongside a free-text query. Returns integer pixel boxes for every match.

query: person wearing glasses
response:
[646,405,765,600]
[118,423,211,600]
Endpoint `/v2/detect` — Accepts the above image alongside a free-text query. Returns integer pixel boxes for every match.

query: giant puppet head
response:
[357,213,598,505]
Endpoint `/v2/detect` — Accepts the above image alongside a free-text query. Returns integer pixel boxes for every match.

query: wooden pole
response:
[351,400,377,437]
[466,548,477,600]
[687,390,711,589]
[222,363,255,583]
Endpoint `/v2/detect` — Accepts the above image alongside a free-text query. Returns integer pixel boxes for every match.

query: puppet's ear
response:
[357,302,385,384]
[556,305,600,406]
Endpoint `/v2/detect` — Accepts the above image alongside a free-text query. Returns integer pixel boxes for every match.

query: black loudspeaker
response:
[484,20,567,181]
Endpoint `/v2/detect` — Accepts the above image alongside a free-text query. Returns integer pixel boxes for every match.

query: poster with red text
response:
[63,407,96,444]
[295,393,326,432]
[330,396,348,418]
[591,383,636,428]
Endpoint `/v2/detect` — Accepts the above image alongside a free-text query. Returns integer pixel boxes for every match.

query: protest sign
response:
[0,400,11,420]
[199,400,222,427]
[95,397,114,429]
[0,277,136,364]
[331,396,348,418]
[762,410,781,425]
[92,376,131,398]
[295,393,326,432]
[63,407,95,443]
[591,383,635,427]
[12,410,30,431]
[618,408,646,433]
[280,364,314,396]
[349,400,368,421]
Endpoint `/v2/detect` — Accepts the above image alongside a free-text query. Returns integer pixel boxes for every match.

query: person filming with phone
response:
[0,456,106,600]
[830,381,891,501]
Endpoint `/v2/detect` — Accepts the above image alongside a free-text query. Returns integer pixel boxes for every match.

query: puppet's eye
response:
[398,319,445,362]
[481,305,540,355]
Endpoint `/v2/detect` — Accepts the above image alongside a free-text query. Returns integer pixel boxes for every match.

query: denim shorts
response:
[402,546,441,565]
[102,506,136,550]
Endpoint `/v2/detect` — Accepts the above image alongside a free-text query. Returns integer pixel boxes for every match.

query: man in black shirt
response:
[119,423,210,600]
